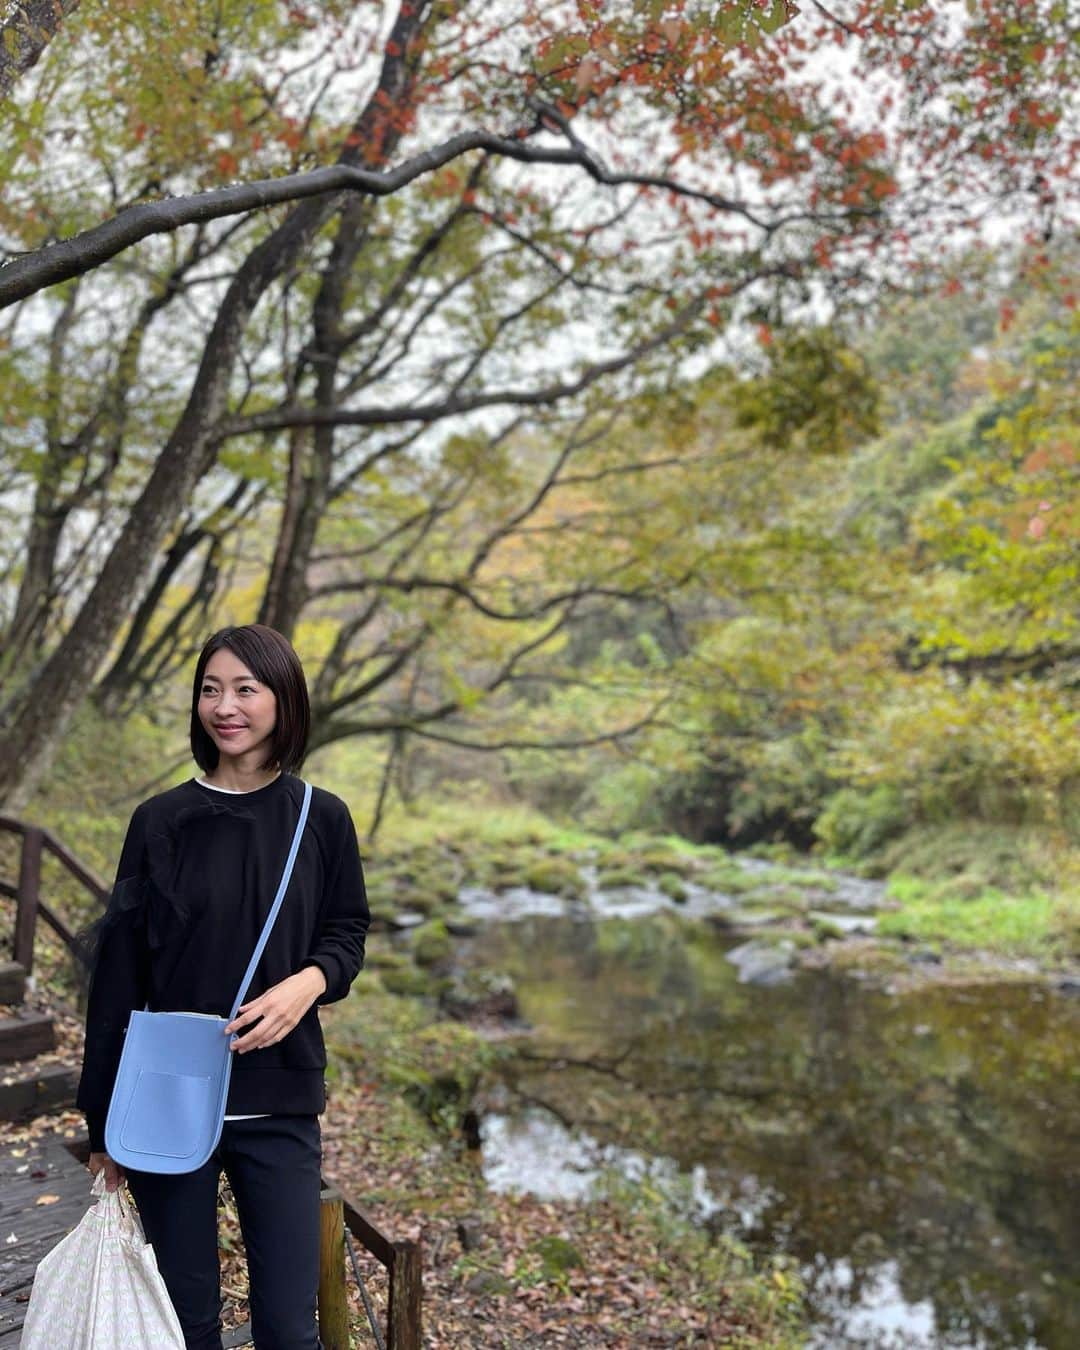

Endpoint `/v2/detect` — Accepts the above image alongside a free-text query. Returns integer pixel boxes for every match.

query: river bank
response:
[319,984,806,1348]
[360,805,1079,997]
[342,809,1079,1346]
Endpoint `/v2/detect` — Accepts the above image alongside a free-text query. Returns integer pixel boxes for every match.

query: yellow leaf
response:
[35,1194,61,1206]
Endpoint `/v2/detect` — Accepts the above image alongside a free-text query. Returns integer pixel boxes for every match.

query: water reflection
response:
[462,912,1080,1349]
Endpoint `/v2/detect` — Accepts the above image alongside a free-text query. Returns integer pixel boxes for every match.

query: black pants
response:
[125,1115,322,1350]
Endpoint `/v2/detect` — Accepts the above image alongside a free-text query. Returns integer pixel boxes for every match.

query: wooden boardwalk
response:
[0,1129,258,1347]
[0,1130,94,1345]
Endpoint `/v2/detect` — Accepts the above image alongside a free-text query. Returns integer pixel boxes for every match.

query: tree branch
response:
[219,298,704,437]
[0,0,81,99]
[319,698,668,752]
[0,119,776,309]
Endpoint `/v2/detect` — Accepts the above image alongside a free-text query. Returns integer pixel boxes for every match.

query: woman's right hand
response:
[88,1150,124,1192]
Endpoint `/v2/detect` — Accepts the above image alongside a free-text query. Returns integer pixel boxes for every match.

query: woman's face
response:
[197,648,278,767]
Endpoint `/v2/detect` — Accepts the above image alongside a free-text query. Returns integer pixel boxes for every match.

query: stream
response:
[450,873,1080,1349]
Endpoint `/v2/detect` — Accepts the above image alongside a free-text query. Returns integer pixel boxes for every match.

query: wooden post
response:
[318,1189,350,1350]
[387,1237,422,1350]
[14,827,42,974]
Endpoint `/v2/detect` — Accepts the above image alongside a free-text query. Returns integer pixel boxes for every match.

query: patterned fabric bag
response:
[20,1171,184,1349]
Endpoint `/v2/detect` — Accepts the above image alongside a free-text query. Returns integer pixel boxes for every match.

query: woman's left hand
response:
[225,966,328,1053]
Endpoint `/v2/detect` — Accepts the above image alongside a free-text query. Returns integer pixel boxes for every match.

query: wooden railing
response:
[4,815,423,1348]
[0,815,107,976]
[319,1185,422,1350]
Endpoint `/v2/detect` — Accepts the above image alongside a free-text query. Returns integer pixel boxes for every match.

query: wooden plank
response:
[318,1191,349,1350]
[0,1131,93,1343]
[0,967,25,1007]
[0,1065,78,1124]
[0,1015,54,1066]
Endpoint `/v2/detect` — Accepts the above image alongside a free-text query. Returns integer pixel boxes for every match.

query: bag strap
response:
[228,779,312,1020]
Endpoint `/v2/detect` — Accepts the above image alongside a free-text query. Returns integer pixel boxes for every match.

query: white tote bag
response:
[21,1171,184,1349]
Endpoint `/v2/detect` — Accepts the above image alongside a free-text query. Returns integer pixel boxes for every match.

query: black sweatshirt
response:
[76,773,369,1151]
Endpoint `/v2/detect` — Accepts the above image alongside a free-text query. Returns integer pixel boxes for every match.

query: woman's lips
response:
[215,725,246,737]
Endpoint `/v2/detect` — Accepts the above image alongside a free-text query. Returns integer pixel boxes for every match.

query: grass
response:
[877,875,1078,961]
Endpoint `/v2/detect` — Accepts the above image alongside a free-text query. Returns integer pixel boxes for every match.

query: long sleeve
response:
[76,803,151,1151]
[302,803,369,1005]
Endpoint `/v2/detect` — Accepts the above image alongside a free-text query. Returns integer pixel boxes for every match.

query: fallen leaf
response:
[35,1194,60,1206]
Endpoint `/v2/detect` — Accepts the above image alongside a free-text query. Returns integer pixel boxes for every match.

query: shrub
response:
[814,785,911,863]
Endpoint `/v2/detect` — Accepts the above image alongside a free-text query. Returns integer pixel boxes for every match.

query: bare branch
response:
[220,298,704,437]
[321,698,669,752]
[0,115,781,308]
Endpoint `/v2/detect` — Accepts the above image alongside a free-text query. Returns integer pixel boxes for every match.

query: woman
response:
[77,623,370,1350]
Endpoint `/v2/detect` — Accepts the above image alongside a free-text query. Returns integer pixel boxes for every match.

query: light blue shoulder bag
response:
[104,780,312,1174]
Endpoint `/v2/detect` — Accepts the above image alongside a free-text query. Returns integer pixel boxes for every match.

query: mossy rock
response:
[595,846,638,870]
[657,872,689,903]
[364,948,409,971]
[530,1235,585,1278]
[595,866,644,890]
[412,919,453,967]
[757,886,811,913]
[381,884,440,915]
[744,840,800,864]
[440,968,519,1021]
[380,964,438,997]
[762,865,839,893]
[523,856,585,898]
[699,865,764,896]
[458,847,504,886]
[395,865,460,904]
[636,849,698,877]
[491,867,532,892]
[464,1269,514,1297]
[812,919,846,943]
[367,903,399,930]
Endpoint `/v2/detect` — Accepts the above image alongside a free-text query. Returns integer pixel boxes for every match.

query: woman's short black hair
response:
[190,624,310,774]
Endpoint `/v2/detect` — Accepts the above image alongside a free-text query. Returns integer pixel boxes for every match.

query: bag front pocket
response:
[119,1069,214,1159]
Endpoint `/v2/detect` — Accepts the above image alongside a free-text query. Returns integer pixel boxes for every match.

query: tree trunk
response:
[258,196,370,638]
[0,0,435,810]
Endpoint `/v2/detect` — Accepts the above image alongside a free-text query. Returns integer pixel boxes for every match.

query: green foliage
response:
[814,786,912,864]
[732,329,880,457]
[329,985,500,1136]
[877,821,1063,896]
